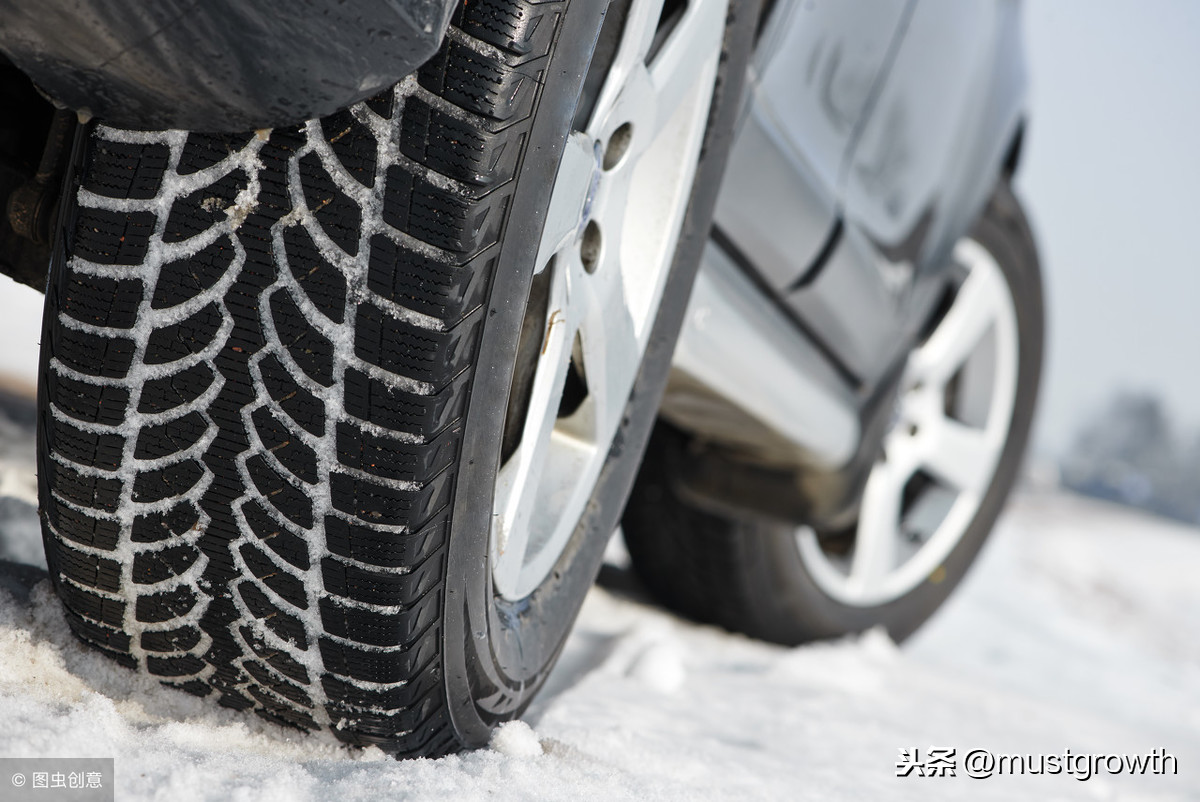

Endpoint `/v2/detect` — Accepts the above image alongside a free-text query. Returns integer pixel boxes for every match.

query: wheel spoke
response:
[587,0,726,149]
[919,414,995,493]
[587,0,671,135]
[536,132,599,273]
[573,248,641,442]
[491,266,578,594]
[849,461,906,590]
[910,262,1003,386]
[645,0,728,140]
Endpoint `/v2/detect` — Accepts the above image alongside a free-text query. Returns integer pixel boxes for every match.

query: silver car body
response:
[668,0,1027,475]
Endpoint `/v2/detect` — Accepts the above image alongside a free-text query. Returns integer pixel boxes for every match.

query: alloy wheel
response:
[796,238,1020,606]
[490,0,729,600]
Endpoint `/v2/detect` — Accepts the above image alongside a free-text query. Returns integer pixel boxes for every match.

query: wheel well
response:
[0,53,63,291]
[1002,119,1025,179]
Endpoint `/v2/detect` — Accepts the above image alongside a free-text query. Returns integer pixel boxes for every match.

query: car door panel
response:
[713,100,836,291]
[707,0,1028,390]
[712,0,911,299]
[755,0,911,196]
[844,0,1027,275]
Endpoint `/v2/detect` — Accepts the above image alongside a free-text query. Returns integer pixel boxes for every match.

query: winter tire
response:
[622,181,1044,644]
[37,0,759,755]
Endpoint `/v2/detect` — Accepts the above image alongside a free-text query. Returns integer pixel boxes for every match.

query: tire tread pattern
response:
[40,0,567,757]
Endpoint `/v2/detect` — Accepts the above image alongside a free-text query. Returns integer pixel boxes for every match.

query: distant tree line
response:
[1060,391,1200,525]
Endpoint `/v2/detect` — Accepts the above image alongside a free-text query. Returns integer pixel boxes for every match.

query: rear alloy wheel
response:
[622,183,1044,644]
[796,235,1019,606]
[38,0,755,756]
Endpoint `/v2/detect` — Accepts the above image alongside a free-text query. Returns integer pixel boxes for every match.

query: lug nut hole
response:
[603,123,633,170]
[581,220,602,273]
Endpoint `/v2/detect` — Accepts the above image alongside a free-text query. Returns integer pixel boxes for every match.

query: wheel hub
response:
[490,0,730,600]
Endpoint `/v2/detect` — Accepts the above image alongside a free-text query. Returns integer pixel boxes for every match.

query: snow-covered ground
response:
[0,387,1196,800]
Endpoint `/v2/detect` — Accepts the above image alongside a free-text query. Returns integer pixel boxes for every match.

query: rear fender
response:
[0,0,459,131]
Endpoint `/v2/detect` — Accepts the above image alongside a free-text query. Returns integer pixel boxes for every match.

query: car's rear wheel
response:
[622,182,1044,644]
[37,0,756,755]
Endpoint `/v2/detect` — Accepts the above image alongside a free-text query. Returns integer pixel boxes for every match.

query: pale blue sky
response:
[1018,0,1200,455]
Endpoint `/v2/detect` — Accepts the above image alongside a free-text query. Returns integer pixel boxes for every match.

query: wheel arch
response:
[0,0,459,132]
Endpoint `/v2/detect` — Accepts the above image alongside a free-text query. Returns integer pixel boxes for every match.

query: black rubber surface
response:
[39,0,580,757]
[0,0,456,131]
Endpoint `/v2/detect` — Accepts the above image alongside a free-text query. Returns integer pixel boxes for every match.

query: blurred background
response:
[1017,0,1200,523]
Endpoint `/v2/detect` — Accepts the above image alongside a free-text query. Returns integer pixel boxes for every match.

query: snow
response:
[490,721,545,759]
[0,381,1196,800]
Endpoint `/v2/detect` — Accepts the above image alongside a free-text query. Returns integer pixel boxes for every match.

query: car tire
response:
[37,0,759,755]
[622,181,1044,644]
